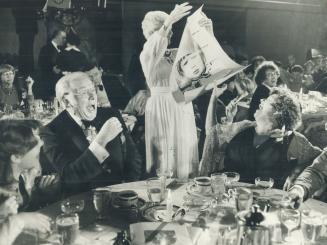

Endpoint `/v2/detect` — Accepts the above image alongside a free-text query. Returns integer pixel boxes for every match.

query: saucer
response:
[111,197,146,210]
[186,183,213,198]
[142,205,180,222]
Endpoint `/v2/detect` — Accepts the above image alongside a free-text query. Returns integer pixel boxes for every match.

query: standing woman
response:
[140,3,199,179]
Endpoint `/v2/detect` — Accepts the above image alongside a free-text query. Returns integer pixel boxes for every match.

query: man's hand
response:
[0,196,18,218]
[15,212,51,234]
[283,176,294,191]
[95,117,123,147]
[35,174,60,195]
[288,186,304,209]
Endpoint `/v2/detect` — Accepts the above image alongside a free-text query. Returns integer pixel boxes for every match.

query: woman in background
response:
[0,64,34,113]
[140,3,199,179]
[248,61,280,120]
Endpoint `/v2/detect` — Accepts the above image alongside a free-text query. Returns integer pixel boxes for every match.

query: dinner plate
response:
[142,205,180,222]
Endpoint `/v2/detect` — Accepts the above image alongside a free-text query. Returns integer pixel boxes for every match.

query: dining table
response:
[13,180,327,245]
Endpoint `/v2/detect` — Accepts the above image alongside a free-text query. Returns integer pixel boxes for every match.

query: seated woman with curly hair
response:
[248,61,280,120]
[200,88,322,189]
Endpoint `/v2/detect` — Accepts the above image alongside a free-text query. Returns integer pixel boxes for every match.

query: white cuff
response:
[89,141,109,164]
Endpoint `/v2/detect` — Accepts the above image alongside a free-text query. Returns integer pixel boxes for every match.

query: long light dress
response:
[140,31,199,180]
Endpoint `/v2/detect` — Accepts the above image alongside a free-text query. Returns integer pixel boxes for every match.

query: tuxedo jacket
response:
[56,49,89,73]
[37,42,61,100]
[40,107,142,195]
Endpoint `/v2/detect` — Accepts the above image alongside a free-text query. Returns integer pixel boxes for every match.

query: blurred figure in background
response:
[56,30,89,74]
[38,30,66,100]
[248,61,280,120]
[0,64,34,114]
[287,65,304,93]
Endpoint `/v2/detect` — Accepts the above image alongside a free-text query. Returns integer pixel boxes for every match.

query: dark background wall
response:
[0,0,326,77]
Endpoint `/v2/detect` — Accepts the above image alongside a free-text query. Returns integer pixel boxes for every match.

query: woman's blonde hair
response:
[141,11,169,39]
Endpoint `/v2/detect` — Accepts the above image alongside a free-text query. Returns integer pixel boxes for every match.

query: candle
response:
[166,188,173,221]
[104,0,107,8]
[97,0,100,7]
[299,88,303,101]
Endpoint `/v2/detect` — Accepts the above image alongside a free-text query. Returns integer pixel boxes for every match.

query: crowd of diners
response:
[2,2,327,244]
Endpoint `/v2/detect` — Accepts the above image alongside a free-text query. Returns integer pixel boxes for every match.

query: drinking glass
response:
[92,189,111,231]
[146,177,164,205]
[223,172,240,190]
[156,168,173,194]
[61,199,85,214]
[279,209,300,241]
[234,187,253,212]
[56,213,79,245]
[156,167,173,179]
[301,210,323,242]
[210,173,226,202]
[255,177,274,195]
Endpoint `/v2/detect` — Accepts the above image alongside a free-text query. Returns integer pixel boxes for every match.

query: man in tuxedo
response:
[40,72,142,195]
[37,30,66,100]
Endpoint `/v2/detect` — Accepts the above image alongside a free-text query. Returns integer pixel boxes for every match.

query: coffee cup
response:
[116,190,138,208]
[194,177,212,193]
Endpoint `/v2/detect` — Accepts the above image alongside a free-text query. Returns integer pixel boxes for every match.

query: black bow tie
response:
[81,120,94,129]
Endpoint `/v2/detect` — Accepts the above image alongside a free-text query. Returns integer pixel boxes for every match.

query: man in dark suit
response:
[37,30,66,100]
[56,30,89,73]
[40,72,142,195]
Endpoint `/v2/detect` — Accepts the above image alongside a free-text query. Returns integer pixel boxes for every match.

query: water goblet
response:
[61,199,85,214]
[222,172,240,191]
[92,188,111,231]
[279,208,300,242]
[255,177,274,195]
[210,173,226,203]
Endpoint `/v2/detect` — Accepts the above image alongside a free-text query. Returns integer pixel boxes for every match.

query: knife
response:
[145,222,168,243]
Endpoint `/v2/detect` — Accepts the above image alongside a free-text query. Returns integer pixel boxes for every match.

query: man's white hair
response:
[55,72,91,108]
[141,11,169,40]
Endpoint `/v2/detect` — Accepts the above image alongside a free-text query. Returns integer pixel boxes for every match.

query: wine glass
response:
[279,209,300,241]
[222,172,240,190]
[255,177,274,195]
[92,189,111,231]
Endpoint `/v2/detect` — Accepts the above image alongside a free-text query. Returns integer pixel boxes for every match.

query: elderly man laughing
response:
[40,72,142,195]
